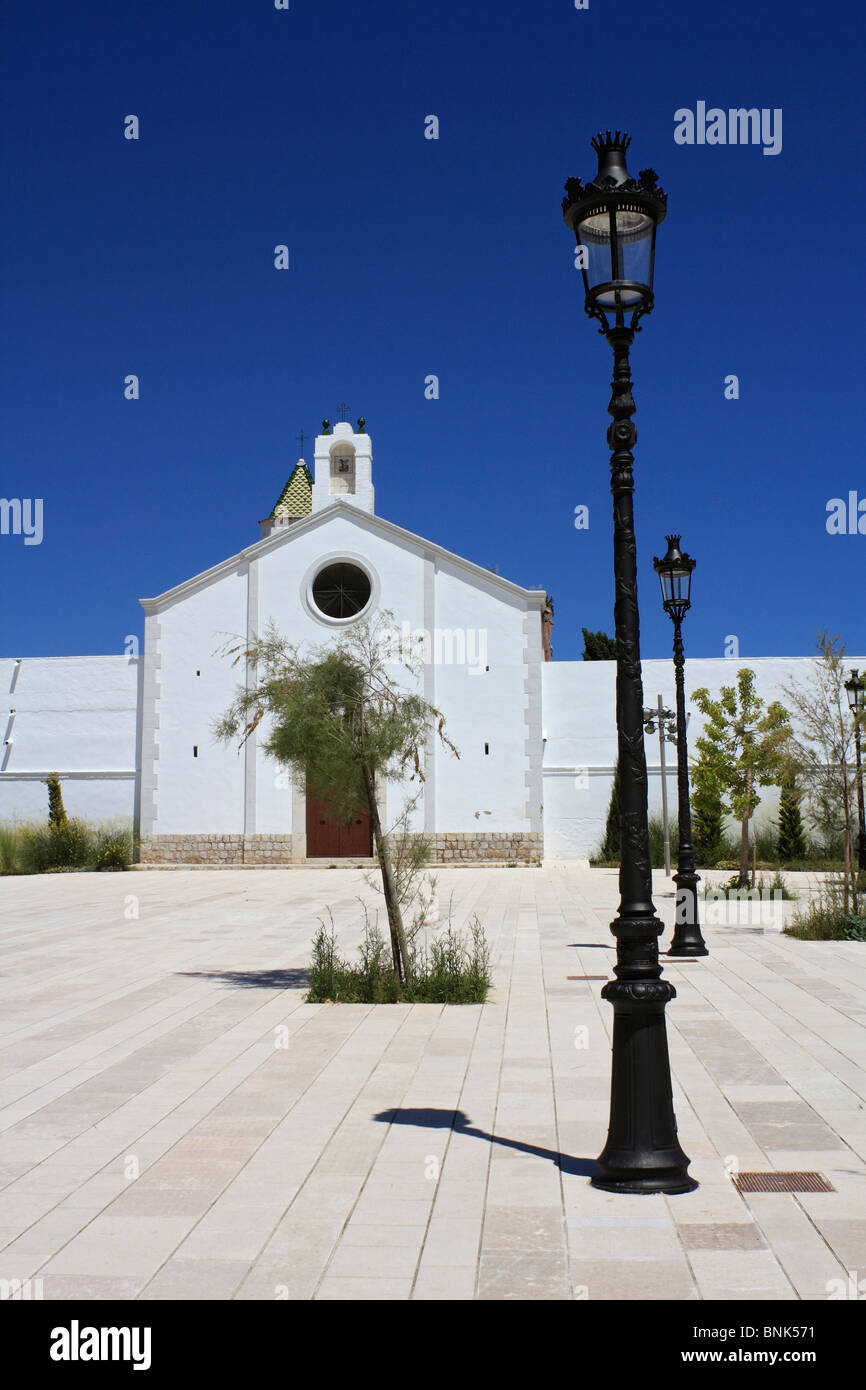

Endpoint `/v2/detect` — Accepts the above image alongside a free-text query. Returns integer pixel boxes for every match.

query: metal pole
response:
[667,614,708,956]
[658,694,671,876]
[591,327,696,1194]
[854,713,866,873]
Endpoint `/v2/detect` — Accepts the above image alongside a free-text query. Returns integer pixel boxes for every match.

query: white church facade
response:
[2,422,860,863]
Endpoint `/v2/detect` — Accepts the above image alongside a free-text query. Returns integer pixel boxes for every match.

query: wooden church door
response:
[306,798,373,857]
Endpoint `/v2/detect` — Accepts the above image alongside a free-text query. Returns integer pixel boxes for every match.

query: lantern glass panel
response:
[576,210,616,297]
[578,205,655,307]
[659,566,691,606]
[616,208,654,291]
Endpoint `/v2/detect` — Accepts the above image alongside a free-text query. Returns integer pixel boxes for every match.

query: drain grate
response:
[733,1171,835,1193]
[566,975,609,981]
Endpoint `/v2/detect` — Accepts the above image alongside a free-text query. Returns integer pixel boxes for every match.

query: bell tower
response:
[311,418,374,516]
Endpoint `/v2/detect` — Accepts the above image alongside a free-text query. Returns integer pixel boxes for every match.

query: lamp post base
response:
[667,871,708,956]
[592,975,697,1195]
[592,1170,699,1196]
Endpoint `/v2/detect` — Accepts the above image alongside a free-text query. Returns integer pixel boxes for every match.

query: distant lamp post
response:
[563,132,696,1194]
[653,535,708,956]
[643,698,677,875]
[845,670,866,872]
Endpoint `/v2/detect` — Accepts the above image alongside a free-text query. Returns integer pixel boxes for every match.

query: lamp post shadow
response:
[372,1107,599,1179]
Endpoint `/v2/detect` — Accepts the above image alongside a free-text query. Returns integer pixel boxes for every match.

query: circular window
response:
[311,562,372,619]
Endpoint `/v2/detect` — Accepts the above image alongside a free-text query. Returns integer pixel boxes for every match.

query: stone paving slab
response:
[1,864,865,1301]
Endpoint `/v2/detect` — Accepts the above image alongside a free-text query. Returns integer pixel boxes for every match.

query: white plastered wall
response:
[0,655,139,823]
[541,654,866,860]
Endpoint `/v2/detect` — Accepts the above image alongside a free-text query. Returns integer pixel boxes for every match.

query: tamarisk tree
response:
[214,614,457,981]
[782,631,861,909]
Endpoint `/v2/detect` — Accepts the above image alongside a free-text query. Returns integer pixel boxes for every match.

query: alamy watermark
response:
[1,498,42,545]
[382,621,488,675]
[826,490,866,535]
[702,887,785,927]
[674,103,782,156]
[1,1277,43,1300]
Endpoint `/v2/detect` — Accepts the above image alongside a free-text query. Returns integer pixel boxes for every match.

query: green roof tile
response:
[271,462,313,518]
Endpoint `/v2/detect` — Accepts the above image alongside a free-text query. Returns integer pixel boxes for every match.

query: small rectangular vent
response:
[733,1171,835,1193]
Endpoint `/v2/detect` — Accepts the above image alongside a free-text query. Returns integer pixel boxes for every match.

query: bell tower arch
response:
[312,420,374,515]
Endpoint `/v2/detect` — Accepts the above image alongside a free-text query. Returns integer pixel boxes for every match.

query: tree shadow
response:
[373,1106,598,1178]
[178,968,310,990]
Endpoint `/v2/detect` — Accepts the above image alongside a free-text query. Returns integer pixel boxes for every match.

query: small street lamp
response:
[653,535,708,956]
[844,670,866,872]
[563,132,696,1194]
[643,698,677,875]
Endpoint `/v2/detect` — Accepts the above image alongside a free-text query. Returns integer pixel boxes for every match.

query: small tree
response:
[776,769,807,863]
[598,758,621,862]
[45,774,68,827]
[691,669,791,888]
[214,615,458,981]
[582,628,617,661]
[782,631,860,909]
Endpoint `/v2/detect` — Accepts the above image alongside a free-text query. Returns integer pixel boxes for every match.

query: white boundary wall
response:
[541,654,866,860]
[3,643,863,860]
[0,656,139,824]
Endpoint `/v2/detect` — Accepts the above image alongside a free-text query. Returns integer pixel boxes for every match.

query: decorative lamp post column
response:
[845,670,866,873]
[563,132,696,1193]
[653,535,709,956]
[643,698,677,876]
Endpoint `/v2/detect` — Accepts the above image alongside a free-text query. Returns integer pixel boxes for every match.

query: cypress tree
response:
[599,759,621,862]
[691,768,725,866]
[777,772,807,862]
[581,628,617,661]
[45,774,68,827]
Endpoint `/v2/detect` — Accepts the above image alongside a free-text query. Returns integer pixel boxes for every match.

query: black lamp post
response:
[563,132,696,1194]
[844,670,866,873]
[653,535,708,956]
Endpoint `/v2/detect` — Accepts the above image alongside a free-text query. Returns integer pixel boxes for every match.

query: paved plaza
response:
[1,864,865,1301]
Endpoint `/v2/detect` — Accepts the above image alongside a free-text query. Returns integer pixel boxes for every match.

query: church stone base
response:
[414,832,543,865]
[139,831,543,866]
[139,834,296,865]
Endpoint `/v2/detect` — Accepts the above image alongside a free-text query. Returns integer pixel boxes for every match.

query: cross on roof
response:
[296,429,307,456]
[337,402,351,422]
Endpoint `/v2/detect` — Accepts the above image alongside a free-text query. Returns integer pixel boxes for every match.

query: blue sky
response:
[2,0,863,662]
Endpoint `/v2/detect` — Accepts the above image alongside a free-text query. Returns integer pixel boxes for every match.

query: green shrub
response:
[19,819,93,874]
[776,773,807,861]
[704,869,796,901]
[784,873,866,940]
[413,918,492,1003]
[597,760,621,863]
[91,827,132,871]
[0,824,22,874]
[592,807,679,869]
[308,913,492,1004]
[691,775,726,866]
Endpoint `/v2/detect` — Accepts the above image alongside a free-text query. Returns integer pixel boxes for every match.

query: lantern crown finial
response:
[591,129,631,155]
[591,130,633,185]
